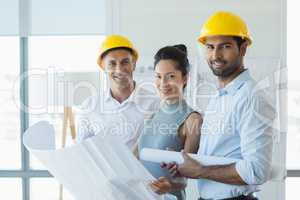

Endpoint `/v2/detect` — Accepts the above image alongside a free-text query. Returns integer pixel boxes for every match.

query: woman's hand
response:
[161,161,181,177]
[150,177,173,195]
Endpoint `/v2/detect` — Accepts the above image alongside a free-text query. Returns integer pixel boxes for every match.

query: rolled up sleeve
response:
[235,94,276,185]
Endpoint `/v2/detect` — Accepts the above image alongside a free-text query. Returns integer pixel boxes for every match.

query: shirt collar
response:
[104,82,142,105]
[218,69,251,96]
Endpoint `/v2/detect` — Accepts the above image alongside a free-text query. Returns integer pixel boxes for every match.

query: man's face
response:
[102,49,136,88]
[204,36,245,78]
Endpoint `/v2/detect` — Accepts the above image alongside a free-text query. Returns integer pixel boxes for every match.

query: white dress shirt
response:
[76,84,160,150]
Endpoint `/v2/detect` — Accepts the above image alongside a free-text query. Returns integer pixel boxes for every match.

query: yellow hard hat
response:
[97,35,138,68]
[198,11,252,45]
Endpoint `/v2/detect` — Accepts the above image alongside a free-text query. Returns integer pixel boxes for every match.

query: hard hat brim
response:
[97,47,138,69]
[198,34,252,46]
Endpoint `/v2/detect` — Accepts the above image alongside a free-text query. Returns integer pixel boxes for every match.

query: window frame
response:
[0,37,52,200]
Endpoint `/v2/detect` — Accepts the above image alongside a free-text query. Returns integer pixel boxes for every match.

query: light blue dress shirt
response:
[197,70,275,199]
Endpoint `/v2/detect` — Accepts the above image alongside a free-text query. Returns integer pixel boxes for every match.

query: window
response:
[286,178,300,200]
[0,35,105,200]
[26,36,105,198]
[0,178,22,200]
[287,0,300,167]
[30,178,73,200]
[28,36,105,169]
[0,37,20,169]
[0,0,108,198]
[287,0,300,198]
[29,36,103,72]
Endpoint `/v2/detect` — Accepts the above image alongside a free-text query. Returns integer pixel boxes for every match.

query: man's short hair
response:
[232,36,247,49]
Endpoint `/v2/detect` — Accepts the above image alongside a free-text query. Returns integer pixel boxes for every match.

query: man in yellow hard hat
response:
[76,35,159,150]
[163,11,275,200]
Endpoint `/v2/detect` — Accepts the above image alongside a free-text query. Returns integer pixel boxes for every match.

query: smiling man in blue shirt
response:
[163,11,275,200]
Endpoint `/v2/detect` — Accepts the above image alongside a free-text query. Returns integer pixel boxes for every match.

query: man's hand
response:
[162,151,247,185]
[150,177,173,195]
[177,151,204,179]
[162,151,204,179]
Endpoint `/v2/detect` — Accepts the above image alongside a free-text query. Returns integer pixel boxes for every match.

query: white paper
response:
[139,148,281,181]
[140,148,239,165]
[23,121,176,200]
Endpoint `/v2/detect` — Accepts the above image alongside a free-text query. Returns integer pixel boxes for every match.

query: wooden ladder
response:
[59,106,76,200]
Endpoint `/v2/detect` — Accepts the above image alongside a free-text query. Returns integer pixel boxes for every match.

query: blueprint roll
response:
[23,121,177,200]
[139,148,239,166]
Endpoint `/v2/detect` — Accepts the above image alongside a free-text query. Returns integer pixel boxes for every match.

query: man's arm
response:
[234,94,275,185]
[200,163,247,185]
[174,152,246,185]
[167,93,275,186]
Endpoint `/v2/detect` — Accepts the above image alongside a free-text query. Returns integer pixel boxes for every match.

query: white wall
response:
[115,0,284,67]
[113,0,287,199]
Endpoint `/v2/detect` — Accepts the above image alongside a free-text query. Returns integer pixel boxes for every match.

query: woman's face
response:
[154,59,187,101]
